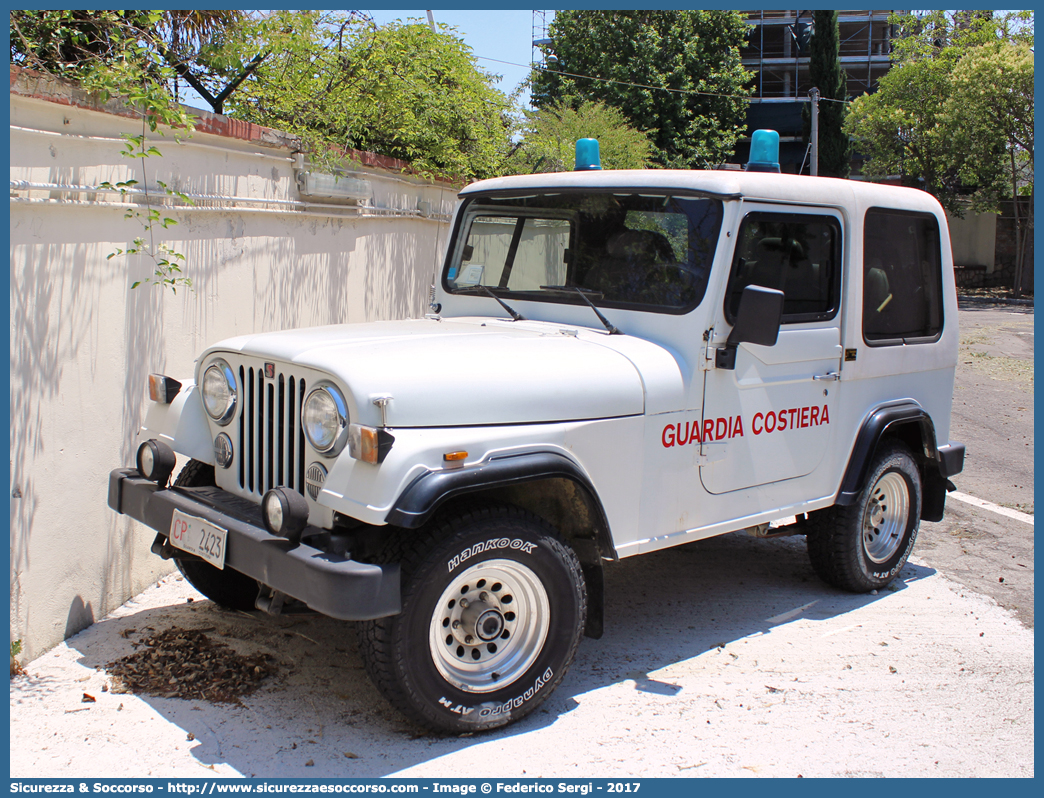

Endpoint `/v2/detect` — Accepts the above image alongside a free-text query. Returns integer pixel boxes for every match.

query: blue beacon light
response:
[745,129,781,173]
[574,138,602,171]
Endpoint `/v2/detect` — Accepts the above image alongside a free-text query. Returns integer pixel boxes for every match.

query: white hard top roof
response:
[460,169,944,216]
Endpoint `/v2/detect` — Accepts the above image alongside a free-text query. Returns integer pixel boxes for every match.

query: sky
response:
[364,9,539,99]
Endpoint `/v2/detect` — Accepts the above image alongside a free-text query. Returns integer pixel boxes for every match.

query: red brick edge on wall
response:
[10,65,459,187]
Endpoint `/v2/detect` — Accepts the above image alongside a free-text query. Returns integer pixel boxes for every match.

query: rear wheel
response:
[360,504,586,733]
[807,442,922,592]
[171,460,260,612]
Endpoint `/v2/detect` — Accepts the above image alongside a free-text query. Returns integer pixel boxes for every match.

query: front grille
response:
[236,365,307,498]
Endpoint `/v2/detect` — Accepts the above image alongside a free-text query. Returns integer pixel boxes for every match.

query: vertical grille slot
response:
[287,377,296,490]
[238,366,246,490]
[247,368,256,492]
[277,376,285,489]
[256,368,265,494]
[266,381,275,491]
[232,361,308,499]
[298,379,307,492]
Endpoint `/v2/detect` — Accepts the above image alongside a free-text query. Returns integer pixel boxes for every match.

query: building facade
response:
[735,10,903,173]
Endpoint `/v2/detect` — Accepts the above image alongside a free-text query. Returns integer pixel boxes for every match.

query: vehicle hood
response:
[202,318,675,428]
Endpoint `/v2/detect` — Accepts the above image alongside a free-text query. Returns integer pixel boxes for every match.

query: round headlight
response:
[303,384,349,455]
[201,359,237,425]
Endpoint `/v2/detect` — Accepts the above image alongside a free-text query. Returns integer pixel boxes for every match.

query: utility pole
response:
[809,87,820,176]
[426,10,436,33]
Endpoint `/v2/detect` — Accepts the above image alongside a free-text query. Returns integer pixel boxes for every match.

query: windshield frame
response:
[441,189,725,316]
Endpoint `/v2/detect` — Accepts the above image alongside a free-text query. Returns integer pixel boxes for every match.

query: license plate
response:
[169,510,227,570]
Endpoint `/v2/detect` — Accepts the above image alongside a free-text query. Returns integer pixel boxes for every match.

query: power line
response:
[478,54,852,105]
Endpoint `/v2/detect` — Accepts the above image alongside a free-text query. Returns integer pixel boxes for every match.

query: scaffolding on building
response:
[741,10,904,101]
[532,10,552,71]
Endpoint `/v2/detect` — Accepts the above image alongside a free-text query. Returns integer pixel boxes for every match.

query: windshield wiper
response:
[539,285,622,335]
[452,284,525,321]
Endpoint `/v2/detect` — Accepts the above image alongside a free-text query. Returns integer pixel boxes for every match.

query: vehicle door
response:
[699,205,844,499]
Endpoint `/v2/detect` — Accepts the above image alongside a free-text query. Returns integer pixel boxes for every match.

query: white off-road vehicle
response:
[109,134,965,733]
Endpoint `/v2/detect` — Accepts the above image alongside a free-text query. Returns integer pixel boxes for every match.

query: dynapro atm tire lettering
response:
[438,667,555,718]
[108,132,965,735]
[661,404,830,447]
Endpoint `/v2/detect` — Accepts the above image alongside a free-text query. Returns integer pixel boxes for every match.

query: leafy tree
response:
[845,10,1032,211]
[226,12,510,180]
[944,43,1034,293]
[154,10,267,114]
[10,10,198,132]
[530,11,752,169]
[11,10,513,181]
[804,10,850,178]
[506,100,655,174]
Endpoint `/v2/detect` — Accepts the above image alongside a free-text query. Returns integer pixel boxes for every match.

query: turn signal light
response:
[148,374,182,404]
[348,424,395,464]
[443,451,468,462]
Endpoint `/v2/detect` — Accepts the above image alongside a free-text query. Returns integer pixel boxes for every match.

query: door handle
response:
[813,372,840,381]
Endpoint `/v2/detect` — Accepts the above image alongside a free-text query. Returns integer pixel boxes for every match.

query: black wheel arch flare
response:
[837,400,964,521]
[385,450,613,640]
[385,451,615,555]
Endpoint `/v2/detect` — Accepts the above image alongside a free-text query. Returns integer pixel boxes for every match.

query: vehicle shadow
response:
[64,531,935,778]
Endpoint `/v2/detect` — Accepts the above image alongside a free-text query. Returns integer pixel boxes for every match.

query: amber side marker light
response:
[443,451,468,464]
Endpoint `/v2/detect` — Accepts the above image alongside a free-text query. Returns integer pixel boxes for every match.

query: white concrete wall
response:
[9,72,456,662]
[947,207,997,271]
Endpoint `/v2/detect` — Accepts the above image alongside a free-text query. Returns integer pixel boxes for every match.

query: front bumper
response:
[108,468,400,620]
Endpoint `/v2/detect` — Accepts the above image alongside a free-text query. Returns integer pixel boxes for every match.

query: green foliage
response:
[506,101,655,174]
[944,42,1034,205]
[226,12,511,180]
[944,41,1034,293]
[10,10,197,133]
[11,10,198,293]
[530,11,752,169]
[11,640,25,677]
[805,11,850,178]
[99,164,194,294]
[845,10,1033,212]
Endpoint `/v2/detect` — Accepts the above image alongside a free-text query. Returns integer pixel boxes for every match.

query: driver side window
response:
[725,211,842,323]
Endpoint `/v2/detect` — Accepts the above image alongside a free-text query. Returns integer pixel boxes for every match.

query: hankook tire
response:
[360,504,586,734]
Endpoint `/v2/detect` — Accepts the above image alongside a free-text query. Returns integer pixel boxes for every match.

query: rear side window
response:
[863,209,944,345]
[725,212,842,323]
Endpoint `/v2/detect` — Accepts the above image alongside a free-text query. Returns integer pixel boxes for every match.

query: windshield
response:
[444,191,723,313]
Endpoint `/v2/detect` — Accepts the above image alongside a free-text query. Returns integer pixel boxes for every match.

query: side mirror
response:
[716,285,784,370]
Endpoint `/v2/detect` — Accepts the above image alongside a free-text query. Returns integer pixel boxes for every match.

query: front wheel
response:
[807,442,922,592]
[360,505,586,734]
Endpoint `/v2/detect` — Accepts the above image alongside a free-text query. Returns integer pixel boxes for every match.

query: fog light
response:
[261,487,309,543]
[136,439,176,486]
[214,433,234,469]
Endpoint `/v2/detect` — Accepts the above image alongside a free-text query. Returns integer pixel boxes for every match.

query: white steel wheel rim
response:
[429,558,550,694]
[863,471,910,564]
